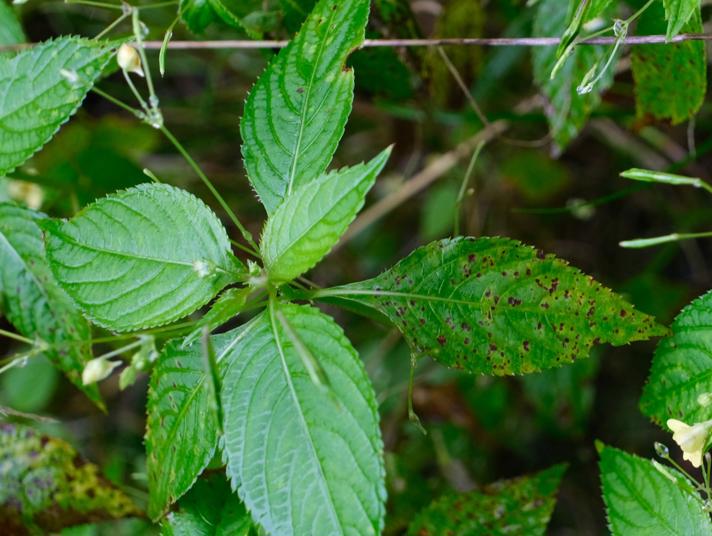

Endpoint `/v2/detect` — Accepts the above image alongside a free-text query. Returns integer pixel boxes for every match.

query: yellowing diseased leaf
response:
[0,424,140,533]
[408,465,566,536]
[632,2,706,124]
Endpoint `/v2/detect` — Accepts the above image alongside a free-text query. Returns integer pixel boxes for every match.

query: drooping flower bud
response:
[667,418,712,468]
[82,357,120,385]
[117,44,144,77]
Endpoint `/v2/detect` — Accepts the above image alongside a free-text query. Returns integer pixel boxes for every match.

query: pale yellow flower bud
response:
[117,44,144,77]
[82,357,120,385]
[667,418,712,468]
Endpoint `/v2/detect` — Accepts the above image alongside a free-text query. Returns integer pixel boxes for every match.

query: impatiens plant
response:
[1,0,710,533]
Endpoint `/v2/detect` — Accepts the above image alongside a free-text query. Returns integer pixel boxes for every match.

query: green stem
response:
[94,339,144,361]
[407,354,426,435]
[91,86,144,118]
[0,329,35,346]
[454,140,485,236]
[65,0,123,10]
[159,125,260,254]
[95,11,130,39]
[620,231,712,249]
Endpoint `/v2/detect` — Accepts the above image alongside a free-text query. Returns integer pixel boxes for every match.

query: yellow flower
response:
[117,44,144,77]
[666,418,712,468]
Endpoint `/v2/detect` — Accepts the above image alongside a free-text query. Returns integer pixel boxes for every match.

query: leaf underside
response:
[145,338,221,520]
[408,464,566,536]
[220,303,386,536]
[599,444,712,536]
[261,147,390,283]
[632,2,706,125]
[335,237,666,376]
[0,203,101,407]
[240,0,370,213]
[640,289,712,426]
[532,0,616,154]
[0,423,140,533]
[0,37,113,176]
[44,183,244,332]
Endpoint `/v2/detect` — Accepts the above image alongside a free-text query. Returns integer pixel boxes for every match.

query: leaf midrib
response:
[267,172,367,271]
[268,300,342,534]
[50,226,216,270]
[284,4,341,197]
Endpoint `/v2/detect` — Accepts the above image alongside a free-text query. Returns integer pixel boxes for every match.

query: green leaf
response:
[0,37,113,176]
[324,237,666,375]
[632,2,705,125]
[408,465,566,536]
[599,443,712,535]
[44,183,244,332]
[145,338,221,520]
[209,0,279,38]
[532,0,616,154]
[179,0,219,33]
[0,203,101,407]
[220,303,386,536]
[161,474,256,536]
[261,147,390,284]
[182,287,251,348]
[0,424,140,533]
[240,0,370,214]
[640,289,712,426]
[663,0,699,40]
[0,1,24,47]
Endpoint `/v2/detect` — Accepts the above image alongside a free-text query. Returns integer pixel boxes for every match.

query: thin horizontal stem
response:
[2,33,712,52]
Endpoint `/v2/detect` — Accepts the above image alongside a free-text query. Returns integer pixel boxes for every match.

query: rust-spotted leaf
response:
[0,424,139,533]
[408,465,566,536]
[317,237,666,375]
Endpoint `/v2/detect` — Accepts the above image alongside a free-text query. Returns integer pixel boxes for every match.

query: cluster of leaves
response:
[1,0,712,534]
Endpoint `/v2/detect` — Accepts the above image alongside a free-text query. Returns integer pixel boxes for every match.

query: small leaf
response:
[261,147,391,284]
[44,183,245,332]
[0,0,24,48]
[179,0,219,33]
[181,287,251,348]
[532,0,616,154]
[325,237,666,375]
[161,474,256,536]
[663,0,699,40]
[220,303,386,536]
[632,2,706,124]
[240,0,370,213]
[640,289,712,426]
[145,338,221,520]
[408,465,566,536]
[599,443,711,535]
[0,203,101,407]
[0,423,140,533]
[0,37,113,176]
[209,0,279,38]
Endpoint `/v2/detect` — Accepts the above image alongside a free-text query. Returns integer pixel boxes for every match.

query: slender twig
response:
[3,33,712,52]
[159,125,260,254]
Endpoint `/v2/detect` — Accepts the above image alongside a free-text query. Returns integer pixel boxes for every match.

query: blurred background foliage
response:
[1,0,711,533]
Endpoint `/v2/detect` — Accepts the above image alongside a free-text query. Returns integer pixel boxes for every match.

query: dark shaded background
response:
[2,0,711,534]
